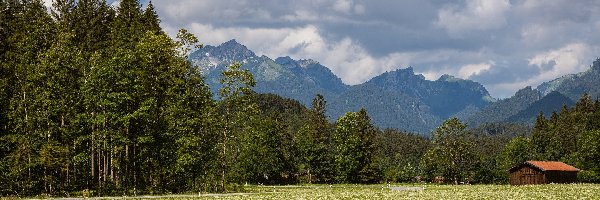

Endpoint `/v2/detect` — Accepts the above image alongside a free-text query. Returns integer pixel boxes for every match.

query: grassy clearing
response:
[180,184,600,200]
[28,184,600,199]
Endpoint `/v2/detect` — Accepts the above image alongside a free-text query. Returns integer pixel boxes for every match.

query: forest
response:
[1,0,600,197]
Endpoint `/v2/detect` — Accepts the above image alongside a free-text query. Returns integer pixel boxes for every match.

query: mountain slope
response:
[465,86,541,126]
[190,40,348,105]
[363,68,493,118]
[506,91,574,122]
[537,58,600,100]
[328,84,441,133]
[465,58,600,126]
[334,68,493,133]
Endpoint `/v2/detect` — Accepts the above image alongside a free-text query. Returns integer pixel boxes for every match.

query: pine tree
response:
[70,0,115,52]
[171,66,218,192]
[112,0,143,47]
[3,0,57,195]
[295,94,334,183]
[33,31,83,194]
[531,112,549,159]
[142,1,161,34]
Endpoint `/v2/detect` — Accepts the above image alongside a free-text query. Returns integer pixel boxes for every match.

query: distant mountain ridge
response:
[465,58,600,126]
[190,40,494,134]
[190,40,348,106]
[189,40,600,134]
[537,58,600,100]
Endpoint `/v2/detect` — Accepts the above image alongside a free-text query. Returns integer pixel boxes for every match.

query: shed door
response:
[520,168,544,184]
[521,173,543,184]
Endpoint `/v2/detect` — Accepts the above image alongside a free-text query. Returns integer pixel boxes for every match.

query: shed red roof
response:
[526,161,579,172]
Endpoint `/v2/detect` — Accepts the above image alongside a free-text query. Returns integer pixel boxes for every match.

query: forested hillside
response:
[464,59,600,127]
[191,45,494,134]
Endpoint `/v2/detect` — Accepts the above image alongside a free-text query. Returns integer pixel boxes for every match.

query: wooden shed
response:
[508,161,579,185]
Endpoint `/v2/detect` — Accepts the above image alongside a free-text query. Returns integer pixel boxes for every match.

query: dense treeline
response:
[2,0,600,198]
[500,94,600,182]
[0,0,215,196]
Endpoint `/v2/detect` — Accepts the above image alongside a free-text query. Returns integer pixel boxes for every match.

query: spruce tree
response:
[296,94,334,183]
[142,1,161,34]
[4,0,56,195]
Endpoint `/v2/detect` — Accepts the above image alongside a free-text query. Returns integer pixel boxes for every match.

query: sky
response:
[46,0,600,98]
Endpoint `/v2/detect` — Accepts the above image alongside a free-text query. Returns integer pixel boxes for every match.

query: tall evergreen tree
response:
[295,94,334,183]
[112,0,143,47]
[3,0,57,195]
[142,1,161,34]
[531,112,550,159]
[33,31,83,194]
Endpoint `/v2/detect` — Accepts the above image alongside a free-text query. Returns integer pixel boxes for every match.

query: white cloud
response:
[332,0,365,14]
[458,62,492,79]
[282,10,320,22]
[333,0,353,14]
[186,24,407,85]
[528,43,590,82]
[436,0,511,37]
[43,0,52,8]
[484,43,590,98]
[354,4,366,14]
[150,0,600,98]
[421,67,454,80]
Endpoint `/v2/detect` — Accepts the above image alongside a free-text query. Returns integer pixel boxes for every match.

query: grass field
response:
[181,184,600,199]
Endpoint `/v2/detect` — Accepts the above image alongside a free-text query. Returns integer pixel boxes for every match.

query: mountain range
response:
[466,59,600,127]
[190,40,600,134]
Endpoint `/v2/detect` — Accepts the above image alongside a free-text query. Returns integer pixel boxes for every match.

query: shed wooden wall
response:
[545,171,578,184]
[509,166,545,185]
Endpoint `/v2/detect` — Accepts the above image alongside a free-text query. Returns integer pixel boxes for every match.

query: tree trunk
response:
[91,112,95,184]
[221,127,228,191]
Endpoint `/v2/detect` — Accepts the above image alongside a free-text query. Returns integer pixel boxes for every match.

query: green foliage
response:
[295,94,334,183]
[577,130,600,172]
[498,137,534,171]
[333,109,379,183]
[216,62,260,190]
[3,0,600,196]
[421,118,479,184]
[526,94,600,182]
[0,0,223,196]
[375,129,429,183]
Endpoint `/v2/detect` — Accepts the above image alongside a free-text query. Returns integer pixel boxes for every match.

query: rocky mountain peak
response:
[212,39,256,61]
[437,74,461,82]
[275,56,301,69]
[220,39,242,48]
[297,59,319,68]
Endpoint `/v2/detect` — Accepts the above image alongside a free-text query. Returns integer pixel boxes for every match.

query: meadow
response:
[174,184,600,200]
